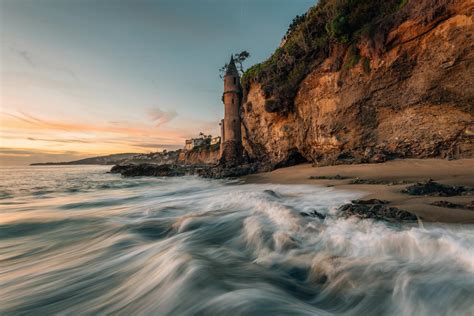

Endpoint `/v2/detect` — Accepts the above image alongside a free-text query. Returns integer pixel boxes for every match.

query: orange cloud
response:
[0,109,220,165]
[2,111,186,140]
[147,107,178,126]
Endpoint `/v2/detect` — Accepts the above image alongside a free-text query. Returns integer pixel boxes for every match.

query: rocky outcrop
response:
[110,164,187,177]
[241,0,473,167]
[219,140,244,168]
[177,146,220,165]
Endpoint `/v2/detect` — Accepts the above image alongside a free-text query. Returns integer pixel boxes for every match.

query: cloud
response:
[0,147,86,165]
[0,147,83,156]
[133,143,181,149]
[27,137,92,144]
[9,44,79,82]
[0,109,218,164]
[4,111,152,135]
[147,108,178,126]
[108,120,129,126]
[0,148,39,155]
[13,48,36,67]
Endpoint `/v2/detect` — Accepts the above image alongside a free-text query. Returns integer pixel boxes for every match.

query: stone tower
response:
[220,56,242,166]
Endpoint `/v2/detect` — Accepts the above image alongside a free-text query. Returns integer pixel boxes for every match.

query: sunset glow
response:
[1,0,313,165]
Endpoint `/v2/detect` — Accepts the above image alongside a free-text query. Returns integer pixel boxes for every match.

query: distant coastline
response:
[30,153,140,166]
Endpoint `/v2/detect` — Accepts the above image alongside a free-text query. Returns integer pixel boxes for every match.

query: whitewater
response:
[1,165,473,315]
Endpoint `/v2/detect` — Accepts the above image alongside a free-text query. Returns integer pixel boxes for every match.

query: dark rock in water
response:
[199,162,262,178]
[351,199,389,205]
[110,160,265,179]
[264,190,281,198]
[338,202,417,222]
[402,179,473,196]
[110,164,188,177]
[309,174,350,180]
[300,210,326,220]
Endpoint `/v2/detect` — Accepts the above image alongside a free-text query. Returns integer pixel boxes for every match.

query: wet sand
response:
[244,159,474,223]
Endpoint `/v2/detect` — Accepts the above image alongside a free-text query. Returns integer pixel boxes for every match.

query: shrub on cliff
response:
[241,0,411,114]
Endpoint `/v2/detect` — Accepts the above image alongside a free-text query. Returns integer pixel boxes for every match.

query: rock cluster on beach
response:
[110,164,190,177]
[109,162,265,179]
[338,199,418,222]
[402,179,474,196]
[430,200,474,210]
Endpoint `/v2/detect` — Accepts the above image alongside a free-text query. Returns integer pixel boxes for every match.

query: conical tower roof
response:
[225,55,239,76]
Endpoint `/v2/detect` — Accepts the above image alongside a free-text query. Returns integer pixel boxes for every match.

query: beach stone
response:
[402,179,473,196]
[465,201,474,210]
[349,178,409,185]
[430,200,462,208]
[264,189,281,198]
[309,174,350,180]
[300,210,326,220]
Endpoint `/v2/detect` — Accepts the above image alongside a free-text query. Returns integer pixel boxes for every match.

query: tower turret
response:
[220,56,243,166]
[223,56,242,143]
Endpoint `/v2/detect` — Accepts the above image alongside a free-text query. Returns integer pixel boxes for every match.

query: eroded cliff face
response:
[177,147,220,165]
[242,1,473,167]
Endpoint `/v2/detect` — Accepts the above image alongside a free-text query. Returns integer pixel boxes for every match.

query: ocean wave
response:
[0,166,473,315]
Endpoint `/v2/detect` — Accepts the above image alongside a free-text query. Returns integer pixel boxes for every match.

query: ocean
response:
[1,165,473,315]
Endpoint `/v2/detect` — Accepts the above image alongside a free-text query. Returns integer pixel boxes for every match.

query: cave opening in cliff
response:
[274,148,308,169]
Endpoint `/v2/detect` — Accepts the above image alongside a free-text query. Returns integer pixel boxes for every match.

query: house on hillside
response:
[210,136,221,146]
[184,138,206,151]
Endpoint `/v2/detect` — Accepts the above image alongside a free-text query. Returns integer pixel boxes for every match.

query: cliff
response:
[125,147,220,166]
[241,0,473,167]
[177,145,220,165]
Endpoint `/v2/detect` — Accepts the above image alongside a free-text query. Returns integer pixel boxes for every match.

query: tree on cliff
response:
[219,51,250,79]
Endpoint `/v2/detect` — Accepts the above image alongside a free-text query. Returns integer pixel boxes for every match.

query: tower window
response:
[232,97,234,104]
[233,77,237,85]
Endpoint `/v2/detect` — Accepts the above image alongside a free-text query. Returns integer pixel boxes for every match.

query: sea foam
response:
[0,166,473,315]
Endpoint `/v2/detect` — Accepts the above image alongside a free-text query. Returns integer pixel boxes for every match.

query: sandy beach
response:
[245,159,474,223]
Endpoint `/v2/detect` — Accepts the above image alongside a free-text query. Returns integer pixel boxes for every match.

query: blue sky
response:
[0,0,314,164]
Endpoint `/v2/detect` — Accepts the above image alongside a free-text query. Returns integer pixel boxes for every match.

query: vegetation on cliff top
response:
[241,0,410,113]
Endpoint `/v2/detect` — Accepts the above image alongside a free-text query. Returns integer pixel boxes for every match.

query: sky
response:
[0,0,314,165]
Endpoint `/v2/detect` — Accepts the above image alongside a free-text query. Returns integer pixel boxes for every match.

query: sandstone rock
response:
[178,146,220,165]
[241,1,474,167]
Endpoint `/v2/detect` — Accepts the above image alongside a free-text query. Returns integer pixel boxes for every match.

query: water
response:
[1,165,473,315]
